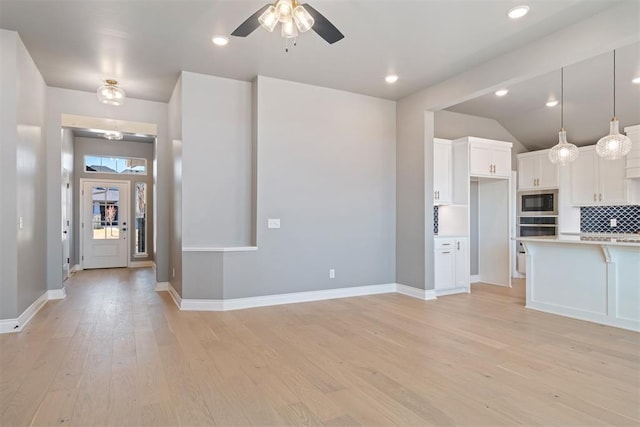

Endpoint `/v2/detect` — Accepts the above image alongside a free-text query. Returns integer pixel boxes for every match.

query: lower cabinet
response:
[434,237,469,294]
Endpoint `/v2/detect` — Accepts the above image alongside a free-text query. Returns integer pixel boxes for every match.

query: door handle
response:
[63,230,67,234]
[122,228,127,232]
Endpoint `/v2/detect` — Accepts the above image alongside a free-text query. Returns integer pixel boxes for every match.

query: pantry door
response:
[81,180,129,269]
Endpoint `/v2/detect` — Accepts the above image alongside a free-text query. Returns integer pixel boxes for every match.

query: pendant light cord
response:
[613,50,616,119]
[561,67,564,130]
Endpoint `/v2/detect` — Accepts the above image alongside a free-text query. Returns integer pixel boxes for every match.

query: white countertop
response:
[516,234,640,247]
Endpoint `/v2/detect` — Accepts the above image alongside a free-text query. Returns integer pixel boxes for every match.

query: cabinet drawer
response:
[434,238,455,249]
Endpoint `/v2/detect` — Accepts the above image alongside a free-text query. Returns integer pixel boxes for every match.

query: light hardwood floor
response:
[1,269,639,426]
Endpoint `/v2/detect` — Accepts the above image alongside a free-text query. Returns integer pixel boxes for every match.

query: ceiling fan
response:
[231,0,344,45]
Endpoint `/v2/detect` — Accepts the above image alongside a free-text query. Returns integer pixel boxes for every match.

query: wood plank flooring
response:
[1,268,639,426]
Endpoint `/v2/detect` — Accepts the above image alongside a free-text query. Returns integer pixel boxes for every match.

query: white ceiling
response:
[0,0,624,104]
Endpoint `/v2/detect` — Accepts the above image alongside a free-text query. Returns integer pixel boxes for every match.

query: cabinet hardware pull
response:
[594,193,597,201]
[599,193,602,201]
[442,243,451,246]
[457,241,460,250]
[442,251,451,254]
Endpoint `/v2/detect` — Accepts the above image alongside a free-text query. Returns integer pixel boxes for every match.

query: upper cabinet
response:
[571,146,639,206]
[467,139,512,178]
[517,150,559,190]
[625,125,640,179]
[433,138,452,205]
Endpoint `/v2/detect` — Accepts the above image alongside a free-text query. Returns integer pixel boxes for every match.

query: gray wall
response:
[168,75,183,295]
[72,136,154,265]
[221,76,396,299]
[0,30,48,319]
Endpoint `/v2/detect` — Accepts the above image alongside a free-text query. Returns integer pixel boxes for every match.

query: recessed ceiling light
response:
[495,89,509,97]
[385,74,399,84]
[212,36,229,46]
[633,76,640,84]
[546,100,559,107]
[507,5,530,19]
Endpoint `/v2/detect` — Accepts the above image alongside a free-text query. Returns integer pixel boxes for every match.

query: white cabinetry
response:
[571,146,638,206]
[517,150,558,190]
[434,237,468,295]
[433,138,452,205]
[625,125,640,178]
[468,140,512,178]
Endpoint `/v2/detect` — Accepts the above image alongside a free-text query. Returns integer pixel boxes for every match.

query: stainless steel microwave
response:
[518,190,558,215]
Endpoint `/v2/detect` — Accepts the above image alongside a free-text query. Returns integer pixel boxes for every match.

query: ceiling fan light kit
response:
[233,0,344,49]
[549,67,579,166]
[97,79,125,106]
[596,50,632,160]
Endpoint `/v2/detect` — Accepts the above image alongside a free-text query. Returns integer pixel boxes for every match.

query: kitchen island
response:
[518,235,640,332]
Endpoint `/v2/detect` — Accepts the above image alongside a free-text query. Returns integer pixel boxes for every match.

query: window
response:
[135,182,147,256]
[91,186,120,240]
[85,155,147,175]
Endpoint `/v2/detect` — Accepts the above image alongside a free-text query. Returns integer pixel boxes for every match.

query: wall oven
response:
[518,216,558,237]
[518,190,558,216]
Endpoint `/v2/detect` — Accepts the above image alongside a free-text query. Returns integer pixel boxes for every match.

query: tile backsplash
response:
[434,205,439,234]
[580,205,639,233]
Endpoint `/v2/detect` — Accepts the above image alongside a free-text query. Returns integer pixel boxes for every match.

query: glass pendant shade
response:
[281,18,298,38]
[293,5,314,32]
[275,0,293,22]
[103,131,123,141]
[97,80,125,106]
[258,5,278,32]
[549,129,579,165]
[596,118,632,160]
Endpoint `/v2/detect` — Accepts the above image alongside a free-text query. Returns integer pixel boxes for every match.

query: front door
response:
[82,180,129,269]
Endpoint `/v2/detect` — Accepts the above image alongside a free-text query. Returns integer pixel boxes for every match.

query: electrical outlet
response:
[329,269,335,279]
[267,218,281,229]
[610,218,617,227]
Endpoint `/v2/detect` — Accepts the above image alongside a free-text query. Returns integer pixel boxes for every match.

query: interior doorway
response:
[62,169,72,279]
[80,179,130,269]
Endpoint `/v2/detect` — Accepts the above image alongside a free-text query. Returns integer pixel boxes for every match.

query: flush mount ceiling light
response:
[385,74,399,84]
[103,130,123,141]
[507,5,530,19]
[546,100,559,107]
[596,50,632,160]
[495,89,509,97]
[549,68,579,165]
[97,79,125,106]
[212,36,229,46]
[231,0,344,51]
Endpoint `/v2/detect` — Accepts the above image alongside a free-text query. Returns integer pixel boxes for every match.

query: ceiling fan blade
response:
[303,3,344,44]
[231,4,271,37]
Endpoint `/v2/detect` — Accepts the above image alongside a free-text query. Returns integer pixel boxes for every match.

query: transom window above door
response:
[85,155,147,175]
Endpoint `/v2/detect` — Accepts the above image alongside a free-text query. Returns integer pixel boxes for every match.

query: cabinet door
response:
[518,156,537,190]
[492,146,512,177]
[454,239,468,289]
[469,143,492,176]
[433,141,452,204]
[599,157,626,204]
[537,153,559,188]
[434,250,455,290]
[571,148,598,205]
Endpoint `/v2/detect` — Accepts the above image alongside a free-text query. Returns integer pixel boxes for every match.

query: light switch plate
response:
[610,218,617,227]
[267,218,281,229]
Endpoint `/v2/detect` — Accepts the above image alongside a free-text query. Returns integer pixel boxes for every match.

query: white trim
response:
[152,262,157,272]
[47,287,66,300]
[435,287,468,297]
[155,281,169,291]
[167,283,182,308]
[129,260,154,268]
[0,291,48,334]
[71,264,81,273]
[470,274,480,283]
[182,246,258,252]
[527,301,639,332]
[396,284,437,300]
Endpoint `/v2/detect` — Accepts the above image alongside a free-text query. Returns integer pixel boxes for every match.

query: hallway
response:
[1,268,638,426]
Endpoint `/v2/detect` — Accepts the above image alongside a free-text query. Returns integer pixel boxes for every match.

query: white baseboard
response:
[470,275,480,283]
[152,262,157,272]
[47,287,66,300]
[435,287,469,297]
[167,283,182,308]
[129,260,154,268]
[396,284,437,300]
[155,281,169,291]
[71,264,81,273]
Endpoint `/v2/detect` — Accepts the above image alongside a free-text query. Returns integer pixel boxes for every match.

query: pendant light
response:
[549,68,579,165]
[97,79,125,106]
[596,50,632,160]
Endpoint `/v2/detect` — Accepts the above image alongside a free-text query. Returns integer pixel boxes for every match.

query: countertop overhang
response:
[515,234,640,247]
